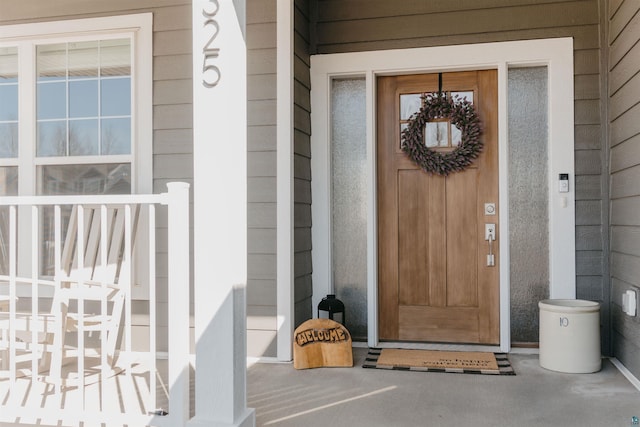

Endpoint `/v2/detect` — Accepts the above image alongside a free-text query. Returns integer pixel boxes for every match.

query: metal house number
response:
[559,317,569,327]
[202,0,221,88]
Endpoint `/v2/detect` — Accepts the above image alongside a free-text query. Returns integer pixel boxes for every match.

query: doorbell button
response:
[484,203,496,216]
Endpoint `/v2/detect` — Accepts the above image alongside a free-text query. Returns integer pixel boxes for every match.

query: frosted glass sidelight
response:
[330,78,367,339]
[508,67,549,343]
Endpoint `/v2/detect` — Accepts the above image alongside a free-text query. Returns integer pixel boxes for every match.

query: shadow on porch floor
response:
[247,347,640,427]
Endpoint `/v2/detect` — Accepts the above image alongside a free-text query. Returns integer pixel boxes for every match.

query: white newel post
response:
[167,182,191,425]
[191,1,255,427]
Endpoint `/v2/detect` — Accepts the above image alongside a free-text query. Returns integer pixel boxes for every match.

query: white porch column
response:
[191,1,255,426]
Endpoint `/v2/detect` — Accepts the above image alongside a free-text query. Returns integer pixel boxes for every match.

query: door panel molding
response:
[310,38,575,352]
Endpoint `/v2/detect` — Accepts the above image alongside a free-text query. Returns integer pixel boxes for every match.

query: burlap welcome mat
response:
[363,348,515,375]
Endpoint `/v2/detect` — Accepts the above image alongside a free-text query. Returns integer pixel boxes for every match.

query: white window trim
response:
[0,14,153,299]
[309,38,576,352]
[0,13,153,196]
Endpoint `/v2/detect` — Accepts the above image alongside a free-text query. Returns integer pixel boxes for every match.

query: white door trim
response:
[276,0,295,362]
[310,38,576,352]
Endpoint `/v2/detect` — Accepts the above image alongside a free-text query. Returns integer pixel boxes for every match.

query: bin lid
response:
[538,299,600,313]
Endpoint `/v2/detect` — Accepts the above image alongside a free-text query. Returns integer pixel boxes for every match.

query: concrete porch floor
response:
[247,347,640,427]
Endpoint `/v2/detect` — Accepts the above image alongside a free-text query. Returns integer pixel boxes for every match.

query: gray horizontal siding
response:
[294,0,314,327]
[313,0,607,347]
[0,0,189,21]
[140,2,192,352]
[317,0,587,21]
[247,0,278,358]
[317,2,597,46]
[608,0,640,379]
[314,0,600,53]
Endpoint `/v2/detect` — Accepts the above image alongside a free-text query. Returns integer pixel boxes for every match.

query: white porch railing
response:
[0,182,190,427]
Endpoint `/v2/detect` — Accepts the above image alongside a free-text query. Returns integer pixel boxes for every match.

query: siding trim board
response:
[276,0,295,362]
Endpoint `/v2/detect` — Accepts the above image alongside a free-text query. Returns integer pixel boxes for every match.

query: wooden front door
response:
[377,70,499,344]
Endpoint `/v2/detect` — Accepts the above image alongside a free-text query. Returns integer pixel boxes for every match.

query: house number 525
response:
[202,0,221,88]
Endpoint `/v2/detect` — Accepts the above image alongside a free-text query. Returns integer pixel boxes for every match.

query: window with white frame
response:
[0,15,152,276]
[35,39,133,196]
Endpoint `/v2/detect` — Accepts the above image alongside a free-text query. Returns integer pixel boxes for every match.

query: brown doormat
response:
[363,348,515,375]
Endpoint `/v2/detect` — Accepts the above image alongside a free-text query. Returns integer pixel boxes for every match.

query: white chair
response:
[0,203,138,383]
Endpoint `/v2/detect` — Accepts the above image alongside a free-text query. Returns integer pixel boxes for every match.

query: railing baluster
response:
[53,205,62,393]
[100,204,108,411]
[124,204,132,378]
[31,205,39,381]
[9,205,16,390]
[148,204,157,412]
[77,205,86,411]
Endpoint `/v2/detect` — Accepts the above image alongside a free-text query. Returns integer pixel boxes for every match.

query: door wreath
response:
[401,92,483,176]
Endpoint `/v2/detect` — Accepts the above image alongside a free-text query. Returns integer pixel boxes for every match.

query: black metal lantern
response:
[317,294,345,325]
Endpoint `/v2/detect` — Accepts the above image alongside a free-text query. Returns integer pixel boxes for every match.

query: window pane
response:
[37,121,67,156]
[451,91,474,103]
[101,118,131,154]
[0,48,19,159]
[0,166,18,196]
[0,123,18,158]
[35,39,133,159]
[451,124,462,147]
[451,92,473,146]
[0,47,18,82]
[425,121,448,147]
[400,93,421,120]
[68,41,99,79]
[69,80,98,117]
[37,82,66,119]
[70,119,99,155]
[101,78,131,116]
[0,167,18,275]
[38,163,131,195]
[0,85,17,121]
[101,39,131,77]
[37,44,67,81]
